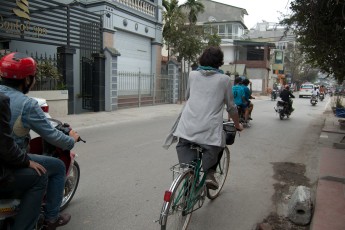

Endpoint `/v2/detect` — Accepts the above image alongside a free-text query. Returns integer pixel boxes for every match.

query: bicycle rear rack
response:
[170,163,195,180]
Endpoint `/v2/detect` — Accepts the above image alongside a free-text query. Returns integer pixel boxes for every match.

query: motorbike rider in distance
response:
[319,85,326,100]
[311,86,320,99]
[232,77,250,126]
[320,85,326,94]
[0,52,79,230]
[242,78,255,120]
[279,85,295,114]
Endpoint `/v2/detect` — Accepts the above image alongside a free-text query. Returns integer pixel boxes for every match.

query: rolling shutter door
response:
[115,31,151,74]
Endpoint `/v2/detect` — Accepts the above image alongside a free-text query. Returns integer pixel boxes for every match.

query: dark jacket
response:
[280,89,295,102]
[0,93,30,186]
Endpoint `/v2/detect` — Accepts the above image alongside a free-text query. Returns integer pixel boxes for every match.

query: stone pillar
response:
[92,53,106,112]
[167,60,179,103]
[151,42,162,78]
[57,46,76,114]
[104,47,121,111]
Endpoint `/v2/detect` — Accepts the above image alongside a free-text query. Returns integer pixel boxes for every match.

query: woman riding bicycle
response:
[164,46,243,190]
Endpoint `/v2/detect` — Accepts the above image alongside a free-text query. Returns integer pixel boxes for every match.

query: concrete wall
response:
[196,0,246,24]
[28,90,68,117]
[247,68,269,93]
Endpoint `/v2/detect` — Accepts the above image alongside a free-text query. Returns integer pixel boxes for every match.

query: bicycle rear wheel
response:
[207,146,230,200]
[160,171,194,230]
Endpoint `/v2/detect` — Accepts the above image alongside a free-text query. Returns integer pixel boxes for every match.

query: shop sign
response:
[0,0,48,38]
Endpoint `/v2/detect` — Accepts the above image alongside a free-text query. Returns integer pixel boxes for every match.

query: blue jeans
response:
[0,167,48,230]
[28,154,66,222]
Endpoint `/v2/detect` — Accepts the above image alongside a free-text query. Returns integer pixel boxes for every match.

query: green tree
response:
[162,0,222,101]
[180,0,205,24]
[203,24,221,47]
[284,43,316,84]
[173,25,204,63]
[282,0,345,83]
[162,0,185,60]
[163,0,206,65]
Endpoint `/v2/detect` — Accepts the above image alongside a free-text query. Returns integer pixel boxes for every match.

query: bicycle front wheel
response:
[160,171,194,230]
[207,146,230,200]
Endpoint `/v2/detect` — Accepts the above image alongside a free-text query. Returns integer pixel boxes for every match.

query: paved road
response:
[60,94,329,230]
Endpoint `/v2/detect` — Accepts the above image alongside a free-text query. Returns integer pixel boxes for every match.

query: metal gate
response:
[81,57,93,110]
[0,0,103,111]
[80,20,103,110]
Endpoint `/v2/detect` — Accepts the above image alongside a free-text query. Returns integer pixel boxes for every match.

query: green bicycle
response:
[158,122,237,230]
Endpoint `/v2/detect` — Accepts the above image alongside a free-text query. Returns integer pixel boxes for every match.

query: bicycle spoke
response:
[160,172,194,230]
[207,147,230,200]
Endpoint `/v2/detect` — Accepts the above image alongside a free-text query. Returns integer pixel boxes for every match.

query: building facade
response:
[188,1,276,94]
[186,0,248,65]
[1,0,164,114]
[246,21,297,90]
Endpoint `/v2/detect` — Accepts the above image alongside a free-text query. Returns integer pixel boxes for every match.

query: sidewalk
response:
[311,109,345,230]
[55,104,184,130]
[54,94,270,130]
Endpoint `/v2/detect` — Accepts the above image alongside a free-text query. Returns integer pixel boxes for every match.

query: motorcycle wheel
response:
[60,161,80,211]
[279,113,284,120]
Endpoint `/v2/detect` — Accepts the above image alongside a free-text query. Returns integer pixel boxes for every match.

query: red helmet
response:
[0,52,37,79]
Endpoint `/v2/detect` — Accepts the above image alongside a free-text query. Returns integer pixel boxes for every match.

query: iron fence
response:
[117,71,174,108]
[0,50,64,91]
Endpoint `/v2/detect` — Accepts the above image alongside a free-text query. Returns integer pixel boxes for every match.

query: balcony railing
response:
[112,0,156,17]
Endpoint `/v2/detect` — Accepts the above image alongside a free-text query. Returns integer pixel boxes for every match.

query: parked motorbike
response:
[275,100,291,120]
[271,90,278,101]
[310,95,318,106]
[0,118,85,230]
[319,93,325,101]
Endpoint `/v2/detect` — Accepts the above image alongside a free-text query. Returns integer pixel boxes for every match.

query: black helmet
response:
[242,79,250,86]
[234,77,242,84]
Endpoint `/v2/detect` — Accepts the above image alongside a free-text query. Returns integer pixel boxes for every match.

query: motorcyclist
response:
[319,85,326,97]
[232,77,250,125]
[279,85,295,114]
[271,83,279,100]
[0,92,48,230]
[0,52,79,229]
[311,86,320,99]
[242,78,255,120]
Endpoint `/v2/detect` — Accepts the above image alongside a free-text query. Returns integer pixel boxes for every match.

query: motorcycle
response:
[0,118,85,230]
[310,95,318,106]
[275,100,291,120]
[271,90,278,101]
[237,106,250,127]
[319,93,325,101]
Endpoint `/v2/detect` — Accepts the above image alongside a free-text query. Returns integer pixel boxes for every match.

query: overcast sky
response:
[180,0,292,29]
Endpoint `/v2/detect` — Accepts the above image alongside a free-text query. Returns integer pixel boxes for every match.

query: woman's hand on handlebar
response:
[235,123,243,131]
[69,129,80,143]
